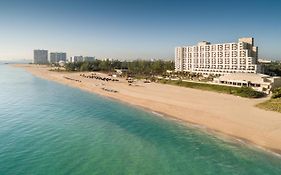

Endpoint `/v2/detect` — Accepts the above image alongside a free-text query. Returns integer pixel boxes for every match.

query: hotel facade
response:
[175,38,259,75]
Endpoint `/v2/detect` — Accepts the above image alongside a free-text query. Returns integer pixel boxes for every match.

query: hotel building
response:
[34,49,48,64]
[175,38,259,75]
[50,52,67,63]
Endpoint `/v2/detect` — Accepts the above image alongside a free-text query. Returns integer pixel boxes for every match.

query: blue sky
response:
[0,0,280,60]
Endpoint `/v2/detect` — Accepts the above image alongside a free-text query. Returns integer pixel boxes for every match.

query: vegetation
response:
[262,61,281,76]
[256,87,281,113]
[64,59,174,77]
[256,98,281,113]
[271,87,281,99]
[159,79,266,98]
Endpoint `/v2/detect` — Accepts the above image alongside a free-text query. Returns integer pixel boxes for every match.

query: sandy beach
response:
[14,64,281,154]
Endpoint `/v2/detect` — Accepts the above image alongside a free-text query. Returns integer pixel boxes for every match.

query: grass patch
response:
[256,98,281,113]
[159,79,266,98]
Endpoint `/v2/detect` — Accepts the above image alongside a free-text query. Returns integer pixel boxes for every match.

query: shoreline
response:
[13,64,281,155]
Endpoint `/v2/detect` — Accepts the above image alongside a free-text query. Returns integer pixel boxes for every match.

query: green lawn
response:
[256,98,281,113]
[158,79,266,98]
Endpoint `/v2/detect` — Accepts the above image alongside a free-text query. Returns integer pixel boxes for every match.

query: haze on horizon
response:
[0,0,280,61]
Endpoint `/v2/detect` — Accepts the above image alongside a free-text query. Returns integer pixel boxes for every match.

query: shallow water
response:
[0,65,281,175]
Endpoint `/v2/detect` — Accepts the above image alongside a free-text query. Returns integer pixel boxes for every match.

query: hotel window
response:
[225,58,230,64]
[232,58,237,64]
[232,51,238,57]
[232,44,238,50]
[225,44,230,50]
[211,45,216,51]
[205,46,210,51]
[239,43,245,50]
[218,45,223,51]
[240,51,246,57]
[194,47,198,52]
[225,52,230,57]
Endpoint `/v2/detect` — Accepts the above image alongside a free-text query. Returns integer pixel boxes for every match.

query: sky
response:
[0,0,280,60]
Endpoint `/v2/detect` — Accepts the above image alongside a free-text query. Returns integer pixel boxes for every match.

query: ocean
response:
[0,64,281,175]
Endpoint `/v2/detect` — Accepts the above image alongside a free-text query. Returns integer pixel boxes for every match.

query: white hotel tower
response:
[175,38,259,75]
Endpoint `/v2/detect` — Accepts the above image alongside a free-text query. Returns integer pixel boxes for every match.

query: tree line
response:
[262,61,281,76]
[64,59,174,76]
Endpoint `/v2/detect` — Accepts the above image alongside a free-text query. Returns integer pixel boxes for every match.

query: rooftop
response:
[219,73,270,83]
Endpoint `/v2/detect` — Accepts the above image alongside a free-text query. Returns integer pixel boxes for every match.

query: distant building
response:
[83,56,95,62]
[68,56,95,62]
[214,73,281,94]
[34,50,48,64]
[258,58,272,64]
[69,56,83,63]
[50,52,67,63]
[175,37,259,75]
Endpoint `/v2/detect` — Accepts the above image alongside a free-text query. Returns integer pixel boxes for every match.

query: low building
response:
[214,73,281,94]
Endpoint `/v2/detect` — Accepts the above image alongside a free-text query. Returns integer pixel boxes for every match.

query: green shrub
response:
[272,87,281,99]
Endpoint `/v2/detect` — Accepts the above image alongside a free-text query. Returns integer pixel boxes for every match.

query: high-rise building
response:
[50,52,67,63]
[34,50,48,64]
[175,38,259,75]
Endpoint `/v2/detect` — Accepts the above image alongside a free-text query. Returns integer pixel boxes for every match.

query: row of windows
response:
[185,58,249,62]
[192,66,256,71]
[185,51,248,58]
[177,66,257,72]
[187,43,247,52]
[184,57,250,60]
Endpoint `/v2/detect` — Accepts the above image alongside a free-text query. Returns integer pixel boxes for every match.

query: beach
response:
[15,64,281,154]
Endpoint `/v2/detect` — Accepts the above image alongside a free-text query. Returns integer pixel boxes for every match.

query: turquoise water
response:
[0,65,281,175]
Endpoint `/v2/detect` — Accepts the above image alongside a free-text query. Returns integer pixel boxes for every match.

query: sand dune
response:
[15,64,281,154]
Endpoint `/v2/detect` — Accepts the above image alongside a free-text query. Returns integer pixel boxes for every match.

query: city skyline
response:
[0,0,281,60]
